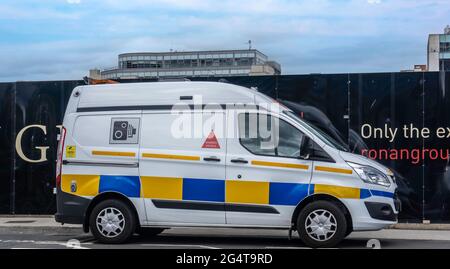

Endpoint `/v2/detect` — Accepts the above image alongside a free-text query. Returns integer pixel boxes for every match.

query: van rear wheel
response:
[297,200,347,248]
[89,199,136,244]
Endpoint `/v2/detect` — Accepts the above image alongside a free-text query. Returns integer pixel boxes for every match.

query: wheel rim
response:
[96,207,126,238]
[305,209,337,242]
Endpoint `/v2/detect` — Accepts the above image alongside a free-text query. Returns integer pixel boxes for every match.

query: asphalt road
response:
[1,227,450,249]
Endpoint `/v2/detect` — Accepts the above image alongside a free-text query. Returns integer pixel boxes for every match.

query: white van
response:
[55,81,399,248]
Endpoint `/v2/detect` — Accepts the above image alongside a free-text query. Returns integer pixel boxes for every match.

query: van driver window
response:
[238,113,304,158]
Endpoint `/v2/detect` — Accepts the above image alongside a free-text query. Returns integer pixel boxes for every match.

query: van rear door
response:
[59,112,143,223]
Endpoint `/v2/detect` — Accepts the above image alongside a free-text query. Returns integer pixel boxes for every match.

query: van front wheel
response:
[89,199,136,244]
[297,200,347,248]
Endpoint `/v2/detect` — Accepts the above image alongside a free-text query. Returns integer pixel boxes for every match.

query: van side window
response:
[238,113,305,159]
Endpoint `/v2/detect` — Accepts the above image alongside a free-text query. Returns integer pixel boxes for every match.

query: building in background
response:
[91,49,281,80]
[400,64,427,72]
[427,25,450,71]
[413,64,427,72]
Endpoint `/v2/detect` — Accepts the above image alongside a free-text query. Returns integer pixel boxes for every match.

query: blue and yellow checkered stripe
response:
[61,174,394,205]
[61,174,141,198]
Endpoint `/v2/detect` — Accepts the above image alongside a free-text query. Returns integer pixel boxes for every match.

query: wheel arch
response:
[83,191,141,233]
[291,194,353,234]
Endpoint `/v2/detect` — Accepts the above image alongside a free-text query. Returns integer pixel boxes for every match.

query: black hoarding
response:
[1,72,449,223]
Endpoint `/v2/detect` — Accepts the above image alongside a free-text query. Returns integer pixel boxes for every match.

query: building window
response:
[440,42,450,53]
[219,58,233,66]
[236,57,252,66]
[205,59,213,67]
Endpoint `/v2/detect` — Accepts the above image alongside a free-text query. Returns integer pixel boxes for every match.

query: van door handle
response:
[203,156,221,162]
[230,158,248,164]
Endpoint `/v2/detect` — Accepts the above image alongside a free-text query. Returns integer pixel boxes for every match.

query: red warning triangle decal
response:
[202,130,220,149]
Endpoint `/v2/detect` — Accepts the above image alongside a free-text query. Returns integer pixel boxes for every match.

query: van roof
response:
[72,81,282,112]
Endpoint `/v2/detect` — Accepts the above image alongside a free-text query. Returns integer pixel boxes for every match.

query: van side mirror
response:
[300,152,310,160]
[300,137,336,163]
[299,136,311,160]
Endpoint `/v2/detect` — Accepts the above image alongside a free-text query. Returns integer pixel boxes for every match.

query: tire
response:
[345,227,353,237]
[297,200,347,248]
[89,199,136,244]
[136,227,166,237]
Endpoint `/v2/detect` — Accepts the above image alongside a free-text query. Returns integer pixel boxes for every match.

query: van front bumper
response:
[342,193,400,231]
[55,189,90,225]
[364,201,397,221]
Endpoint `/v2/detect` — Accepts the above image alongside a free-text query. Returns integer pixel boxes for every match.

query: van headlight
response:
[347,162,391,187]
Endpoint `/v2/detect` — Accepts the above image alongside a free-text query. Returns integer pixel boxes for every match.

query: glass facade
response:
[102,50,279,79]
[440,42,450,53]
[439,35,450,70]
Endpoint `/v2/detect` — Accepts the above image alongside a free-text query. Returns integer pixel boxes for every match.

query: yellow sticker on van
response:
[66,145,76,158]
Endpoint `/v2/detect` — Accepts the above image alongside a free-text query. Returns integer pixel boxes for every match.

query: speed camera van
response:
[55,81,400,248]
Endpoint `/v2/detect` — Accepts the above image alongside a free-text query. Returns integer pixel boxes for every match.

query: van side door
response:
[225,111,313,227]
[139,110,226,225]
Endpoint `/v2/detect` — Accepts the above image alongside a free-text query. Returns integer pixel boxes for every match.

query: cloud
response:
[0,0,449,81]
[0,4,80,20]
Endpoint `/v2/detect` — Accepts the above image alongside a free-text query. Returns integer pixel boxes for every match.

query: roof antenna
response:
[247,40,252,50]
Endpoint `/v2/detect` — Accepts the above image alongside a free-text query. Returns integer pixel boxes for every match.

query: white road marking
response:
[265,246,311,249]
[0,239,90,249]
[36,240,90,249]
[140,243,220,249]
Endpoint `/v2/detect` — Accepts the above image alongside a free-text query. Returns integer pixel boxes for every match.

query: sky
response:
[0,0,449,82]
